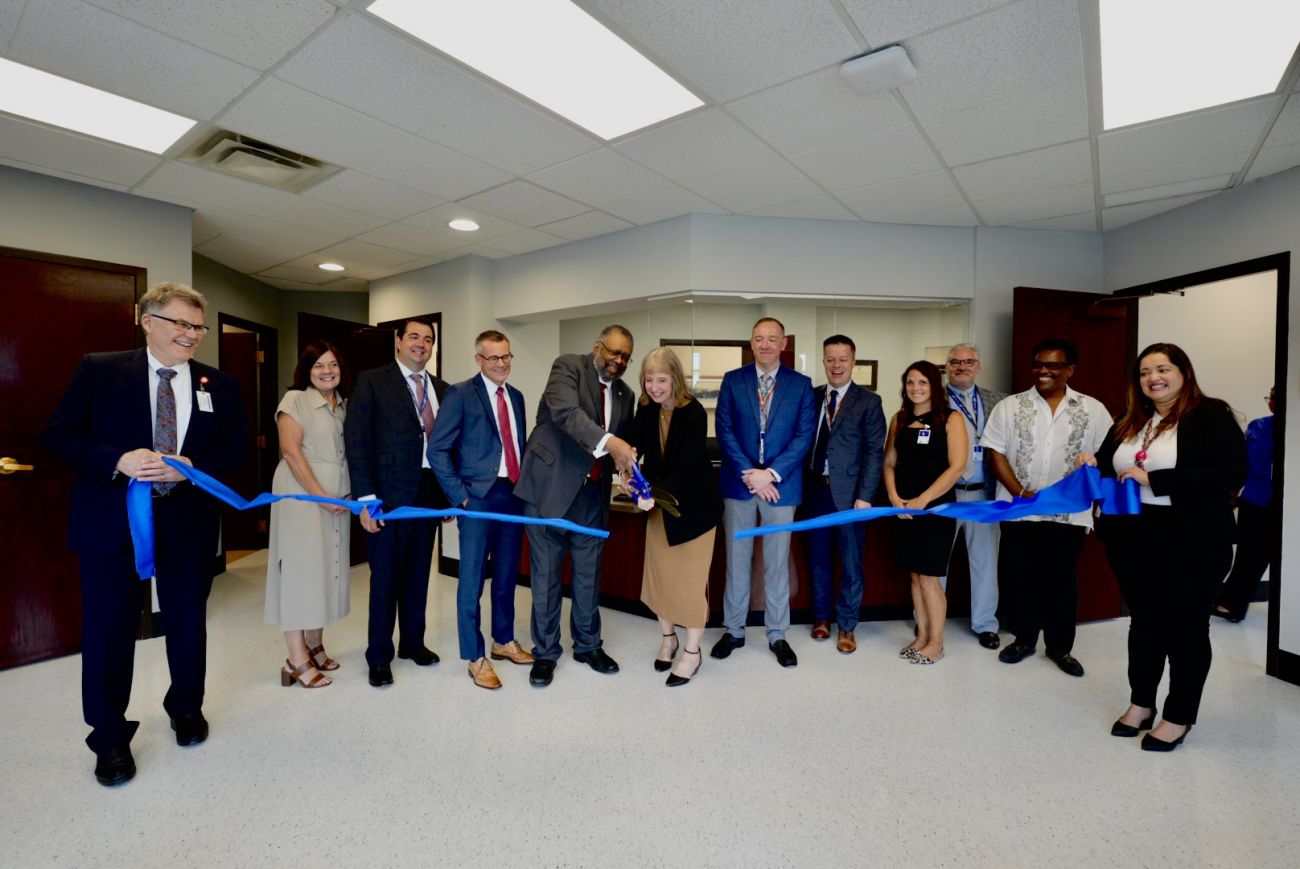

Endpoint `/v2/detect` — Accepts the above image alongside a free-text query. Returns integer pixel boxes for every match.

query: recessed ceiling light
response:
[318,262,345,272]
[0,57,196,153]
[448,218,480,232]
[1100,0,1300,129]
[368,0,703,140]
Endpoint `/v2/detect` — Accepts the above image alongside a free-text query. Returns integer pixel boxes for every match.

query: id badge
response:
[916,428,931,445]
[758,431,766,465]
[196,392,214,413]
[972,444,983,457]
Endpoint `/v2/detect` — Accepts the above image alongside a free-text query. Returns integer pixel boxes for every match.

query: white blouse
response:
[1111,414,1178,506]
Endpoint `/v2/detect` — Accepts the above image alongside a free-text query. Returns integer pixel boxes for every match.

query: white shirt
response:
[982,386,1112,528]
[397,358,439,470]
[480,373,520,476]
[592,376,614,458]
[1111,414,1178,506]
[947,384,984,484]
[146,349,193,452]
[752,362,784,482]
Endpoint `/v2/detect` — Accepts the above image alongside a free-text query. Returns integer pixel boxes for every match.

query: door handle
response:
[0,457,34,475]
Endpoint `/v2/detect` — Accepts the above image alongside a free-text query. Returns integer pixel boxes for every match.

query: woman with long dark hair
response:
[265,341,353,689]
[883,361,967,665]
[1091,343,1246,750]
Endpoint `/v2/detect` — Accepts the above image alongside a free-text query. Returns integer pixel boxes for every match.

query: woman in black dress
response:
[883,361,968,665]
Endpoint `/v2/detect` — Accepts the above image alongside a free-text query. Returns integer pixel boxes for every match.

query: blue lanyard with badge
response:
[948,386,982,459]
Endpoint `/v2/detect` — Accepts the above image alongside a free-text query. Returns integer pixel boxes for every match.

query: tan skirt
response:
[640,510,714,628]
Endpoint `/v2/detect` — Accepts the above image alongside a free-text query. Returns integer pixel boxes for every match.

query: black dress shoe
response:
[998,642,1035,664]
[1211,607,1244,623]
[1111,710,1157,737]
[1141,726,1191,752]
[398,646,440,666]
[368,663,394,687]
[170,713,209,747]
[769,639,798,668]
[977,631,1001,650]
[666,650,701,687]
[710,633,745,659]
[529,659,556,687]
[94,746,136,787]
[1047,651,1085,677]
[573,648,620,674]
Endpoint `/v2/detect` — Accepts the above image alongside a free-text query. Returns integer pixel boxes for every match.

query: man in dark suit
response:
[427,329,534,690]
[513,325,637,687]
[43,282,248,787]
[711,317,816,668]
[344,317,449,688]
[804,335,886,654]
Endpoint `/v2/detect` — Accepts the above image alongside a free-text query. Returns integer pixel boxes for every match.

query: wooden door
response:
[1011,286,1134,622]
[0,248,144,668]
[217,314,277,554]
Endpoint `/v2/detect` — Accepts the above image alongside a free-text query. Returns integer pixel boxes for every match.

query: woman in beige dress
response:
[626,348,723,686]
[266,341,351,689]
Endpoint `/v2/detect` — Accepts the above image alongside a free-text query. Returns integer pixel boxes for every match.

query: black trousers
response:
[998,521,1086,654]
[1098,509,1232,725]
[365,470,440,666]
[1216,499,1274,618]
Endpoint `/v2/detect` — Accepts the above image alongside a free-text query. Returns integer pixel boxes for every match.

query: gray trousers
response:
[722,496,796,643]
[940,487,1001,634]
[527,484,606,661]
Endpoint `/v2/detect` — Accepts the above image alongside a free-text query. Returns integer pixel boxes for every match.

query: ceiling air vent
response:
[179,130,340,192]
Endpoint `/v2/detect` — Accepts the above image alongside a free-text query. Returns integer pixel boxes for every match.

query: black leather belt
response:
[814,475,831,485]
[496,476,513,484]
[955,482,985,491]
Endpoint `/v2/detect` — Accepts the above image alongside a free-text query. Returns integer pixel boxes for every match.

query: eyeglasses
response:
[598,341,632,363]
[146,313,210,335]
[947,358,979,367]
[1031,360,1069,371]
[477,353,514,364]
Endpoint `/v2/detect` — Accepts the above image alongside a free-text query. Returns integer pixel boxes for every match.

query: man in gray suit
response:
[514,325,637,687]
[804,335,886,653]
[941,342,1005,649]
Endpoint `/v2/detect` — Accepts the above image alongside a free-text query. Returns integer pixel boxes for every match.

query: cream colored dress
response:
[264,387,350,630]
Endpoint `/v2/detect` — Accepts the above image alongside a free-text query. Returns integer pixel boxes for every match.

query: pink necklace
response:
[1135,418,1159,469]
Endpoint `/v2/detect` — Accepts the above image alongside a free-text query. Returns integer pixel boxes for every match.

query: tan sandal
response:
[281,658,332,688]
[306,644,340,671]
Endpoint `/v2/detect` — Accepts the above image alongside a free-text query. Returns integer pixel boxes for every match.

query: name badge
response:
[916,428,931,445]
[972,444,983,457]
[196,392,214,413]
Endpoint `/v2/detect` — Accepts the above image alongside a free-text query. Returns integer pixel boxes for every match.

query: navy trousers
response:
[804,480,867,631]
[455,479,524,661]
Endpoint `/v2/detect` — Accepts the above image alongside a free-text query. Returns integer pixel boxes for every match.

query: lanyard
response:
[756,376,776,433]
[948,386,981,433]
[823,388,843,429]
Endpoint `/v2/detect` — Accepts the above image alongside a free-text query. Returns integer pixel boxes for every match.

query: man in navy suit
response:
[804,335,886,654]
[428,330,535,690]
[711,317,816,668]
[344,317,450,688]
[43,282,248,787]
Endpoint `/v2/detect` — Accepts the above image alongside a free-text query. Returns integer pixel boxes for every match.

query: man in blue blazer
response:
[43,282,248,787]
[711,317,816,668]
[428,330,535,690]
[804,335,886,654]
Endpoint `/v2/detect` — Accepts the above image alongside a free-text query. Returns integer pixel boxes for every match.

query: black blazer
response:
[344,361,449,509]
[628,397,723,546]
[42,349,248,556]
[1097,399,1248,549]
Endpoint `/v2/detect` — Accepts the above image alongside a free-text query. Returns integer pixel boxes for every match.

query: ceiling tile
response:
[459,181,589,227]
[354,222,469,256]
[401,203,527,242]
[11,0,259,118]
[258,265,337,286]
[744,195,858,220]
[837,170,968,221]
[320,276,370,293]
[221,78,406,168]
[899,201,981,227]
[457,243,512,260]
[624,0,860,102]
[1099,98,1281,194]
[971,180,1094,225]
[258,275,324,292]
[726,68,912,156]
[485,229,568,255]
[84,0,337,69]
[190,207,350,252]
[0,1,22,48]
[1013,211,1098,232]
[841,0,1015,44]
[1244,94,1300,182]
[616,109,776,184]
[192,211,221,246]
[260,196,387,236]
[586,0,692,28]
[0,115,160,186]
[537,211,635,241]
[136,163,290,213]
[301,170,444,220]
[283,240,423,279]
[421,93,599,175]
[526,148,676,209]
[685,151,822,213]
[789,123,941,192]
[953,140,1092,200]
[603,185,727,224]
[358,136,512,200]
[275,13,497,133]
[0,158,131,193]
[1102,193,1213,231]
[194,234,287,273]
[919,79,1089,165]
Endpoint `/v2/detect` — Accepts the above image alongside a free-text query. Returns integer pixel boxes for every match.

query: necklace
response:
[1134,417,1159,469]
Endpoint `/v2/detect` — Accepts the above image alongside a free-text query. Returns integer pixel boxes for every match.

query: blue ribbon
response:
[736,465,1140,539]
[127,457,608,580]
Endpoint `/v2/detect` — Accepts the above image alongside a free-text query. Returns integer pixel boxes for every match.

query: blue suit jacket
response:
[427,375,526,507]
[807,382,887,511]
[715,364,815,504]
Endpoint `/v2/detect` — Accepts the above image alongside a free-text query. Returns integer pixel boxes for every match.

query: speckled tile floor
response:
[2,551,1297,868]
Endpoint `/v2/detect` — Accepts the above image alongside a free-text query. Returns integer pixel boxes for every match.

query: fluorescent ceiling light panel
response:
[368,0,703,140]
[1100,0,1300,129]
[0,58,196,153]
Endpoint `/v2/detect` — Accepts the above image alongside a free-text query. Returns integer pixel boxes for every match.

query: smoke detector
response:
[179,130,340,192]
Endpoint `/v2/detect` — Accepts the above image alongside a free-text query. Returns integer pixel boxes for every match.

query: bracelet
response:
[1018,486,1026,498]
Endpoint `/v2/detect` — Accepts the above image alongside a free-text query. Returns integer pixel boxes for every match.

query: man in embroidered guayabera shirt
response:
[981,338,1113,678]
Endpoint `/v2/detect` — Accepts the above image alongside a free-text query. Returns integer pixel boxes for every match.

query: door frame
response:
[216,312,279,558]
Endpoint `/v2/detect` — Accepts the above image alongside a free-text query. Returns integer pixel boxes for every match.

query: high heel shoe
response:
[306,643,340,671]
[1110,708,1156,737]
[1141,725,1191,752]
[654,632,679,672]
[666,649,700,687]
[281,658,331,688]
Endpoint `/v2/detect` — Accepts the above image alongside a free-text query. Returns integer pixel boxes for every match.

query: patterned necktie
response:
[759,373,774,429]
[588,382,607,481]
[811,389,837,474]
[154,368,178,494]
[497,385,519,484]
[411,372,435,438]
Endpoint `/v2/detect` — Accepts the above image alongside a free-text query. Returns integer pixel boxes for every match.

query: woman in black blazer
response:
[1090,343,1246,752]
[626,348,723,686]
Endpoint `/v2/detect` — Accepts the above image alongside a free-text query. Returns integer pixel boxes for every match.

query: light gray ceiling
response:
[2,0,1298,292]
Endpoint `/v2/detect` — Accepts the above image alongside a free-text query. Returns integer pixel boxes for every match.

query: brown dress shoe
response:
[836,631,857,654]
[469,657,502,689]
[490,640,535,665]
[811,620,831,640]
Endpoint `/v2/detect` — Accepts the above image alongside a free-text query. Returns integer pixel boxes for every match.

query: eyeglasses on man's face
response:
[477,353,514,364]
[147,313,210,335]
[947,358,979,367]
[598,341,632,363]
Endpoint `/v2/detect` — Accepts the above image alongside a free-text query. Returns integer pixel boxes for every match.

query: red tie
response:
[588,382,607,481]
[497,385,519,484]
